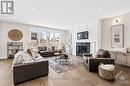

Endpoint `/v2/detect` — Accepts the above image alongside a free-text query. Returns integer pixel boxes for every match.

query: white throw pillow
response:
[13,51,24,65]
[13,52,22,65]
[92,53,100,58]
[31,51,38,58]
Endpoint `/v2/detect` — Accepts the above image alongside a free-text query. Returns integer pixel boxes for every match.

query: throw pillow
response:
[13,52,23,65]
[100,50,109,58]
[98,49,109,58]
[92,53,100,58]
[27,49,32,56]
[22,52,34,61]
[38,46,47,51]
[31,51,39,59]
[27,48,40,59]
[52,46,55,51]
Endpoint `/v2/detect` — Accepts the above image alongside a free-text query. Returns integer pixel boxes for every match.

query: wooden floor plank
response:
[0,56,130,86]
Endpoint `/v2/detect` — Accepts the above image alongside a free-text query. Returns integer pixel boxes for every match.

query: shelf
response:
[7,42,23,58]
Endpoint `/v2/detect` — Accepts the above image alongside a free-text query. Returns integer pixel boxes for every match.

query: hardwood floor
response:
[0,56,130,86]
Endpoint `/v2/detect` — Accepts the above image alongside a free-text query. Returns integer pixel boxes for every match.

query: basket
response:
[98,63,115,80]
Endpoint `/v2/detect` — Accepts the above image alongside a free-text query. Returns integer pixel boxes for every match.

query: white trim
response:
[0,57,8,59]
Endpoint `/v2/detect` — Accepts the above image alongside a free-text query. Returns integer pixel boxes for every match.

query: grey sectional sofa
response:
[12,51,49,85]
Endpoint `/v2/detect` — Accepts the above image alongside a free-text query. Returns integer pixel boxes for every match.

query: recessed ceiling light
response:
[98,8,102,10]
[31,8,35,10]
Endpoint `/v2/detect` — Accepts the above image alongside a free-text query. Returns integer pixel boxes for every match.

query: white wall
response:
[0,22,30,59]
[0,19,100,58]
[0,21,68,59]
[70,19,99,55]
[101,12,130,51]
[0,22,2,58]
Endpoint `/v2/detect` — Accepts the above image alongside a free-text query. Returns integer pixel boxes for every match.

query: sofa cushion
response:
[38,50,57,57]
[38,47,47,51]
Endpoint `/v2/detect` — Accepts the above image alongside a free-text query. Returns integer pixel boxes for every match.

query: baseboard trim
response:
[0,57,8,59]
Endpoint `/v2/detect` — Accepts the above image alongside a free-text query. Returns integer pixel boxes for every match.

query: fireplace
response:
[76,42,90,56]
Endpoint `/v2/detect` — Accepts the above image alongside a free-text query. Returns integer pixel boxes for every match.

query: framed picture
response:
[31,32,38,40]
[111,24,124,48]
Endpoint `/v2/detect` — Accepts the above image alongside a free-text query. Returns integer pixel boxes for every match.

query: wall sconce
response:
[115,19,119,23]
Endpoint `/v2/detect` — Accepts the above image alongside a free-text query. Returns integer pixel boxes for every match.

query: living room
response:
[0,0,130,86]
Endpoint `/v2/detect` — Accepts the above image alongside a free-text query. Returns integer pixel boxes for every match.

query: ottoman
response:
[98,63,115,80]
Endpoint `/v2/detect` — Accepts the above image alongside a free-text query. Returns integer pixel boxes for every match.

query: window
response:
[31,32,38,40]
[49,32,60,50]
[55,33,60,42]
[50,32,60,43]
[40,31,47,43]
[30,29,61,51]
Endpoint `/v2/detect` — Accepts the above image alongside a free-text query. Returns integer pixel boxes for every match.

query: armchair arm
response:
[13,60,49,85]
[88,58,114,72]
[83,53,92,57]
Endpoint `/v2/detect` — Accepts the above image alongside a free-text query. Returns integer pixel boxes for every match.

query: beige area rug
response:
[49,56,83,74]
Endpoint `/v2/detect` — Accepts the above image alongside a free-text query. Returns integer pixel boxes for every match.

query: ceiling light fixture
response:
[31,8,35,10]
[98,8,102,11]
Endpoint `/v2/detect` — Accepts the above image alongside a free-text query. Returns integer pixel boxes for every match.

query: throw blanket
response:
[12,50,44,68]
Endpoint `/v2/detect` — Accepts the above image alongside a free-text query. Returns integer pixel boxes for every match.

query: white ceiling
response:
[0,0,130,30]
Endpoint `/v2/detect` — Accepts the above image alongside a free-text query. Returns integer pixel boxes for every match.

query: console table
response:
[110,51,130,66]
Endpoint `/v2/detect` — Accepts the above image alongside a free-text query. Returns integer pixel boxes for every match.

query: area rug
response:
[49,57,83,74]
